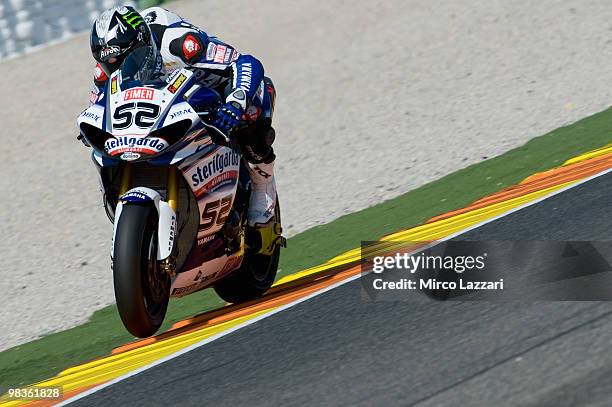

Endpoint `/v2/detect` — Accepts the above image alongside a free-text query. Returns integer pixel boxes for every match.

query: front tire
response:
[214,199,281,303]
[113,204,170,337]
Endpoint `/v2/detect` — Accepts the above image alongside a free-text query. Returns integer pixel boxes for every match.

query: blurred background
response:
[2,0,612,351]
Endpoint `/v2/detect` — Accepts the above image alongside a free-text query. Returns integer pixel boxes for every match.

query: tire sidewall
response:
[113,203,169,337]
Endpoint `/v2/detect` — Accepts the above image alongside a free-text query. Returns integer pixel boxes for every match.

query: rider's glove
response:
[213,89,248,135]
[213,101,244,135]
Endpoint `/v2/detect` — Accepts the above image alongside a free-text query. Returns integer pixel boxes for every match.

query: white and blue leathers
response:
[91,7,277,227]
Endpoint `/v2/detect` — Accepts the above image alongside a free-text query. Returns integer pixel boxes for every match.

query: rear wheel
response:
[113,204,170,337]
[214,199,282,303]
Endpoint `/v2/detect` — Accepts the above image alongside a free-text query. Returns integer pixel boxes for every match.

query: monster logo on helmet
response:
[122,10,144,29]
[90,6,154,76]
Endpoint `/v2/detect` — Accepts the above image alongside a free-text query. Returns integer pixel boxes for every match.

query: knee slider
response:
[238,125,276,164]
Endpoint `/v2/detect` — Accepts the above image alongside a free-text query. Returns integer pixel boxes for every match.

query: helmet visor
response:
[95,35,141,76]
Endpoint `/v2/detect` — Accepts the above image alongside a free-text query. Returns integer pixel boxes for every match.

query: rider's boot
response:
[246,160,276,227]
[246,160,284,255]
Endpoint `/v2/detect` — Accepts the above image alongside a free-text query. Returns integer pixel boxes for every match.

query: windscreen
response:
[118,46,166,89]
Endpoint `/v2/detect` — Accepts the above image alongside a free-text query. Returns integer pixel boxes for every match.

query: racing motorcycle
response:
[77,46,284,338]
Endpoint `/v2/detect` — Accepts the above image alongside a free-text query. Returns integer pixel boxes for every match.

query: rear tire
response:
[113,204,170,337]
[214,199,281,303]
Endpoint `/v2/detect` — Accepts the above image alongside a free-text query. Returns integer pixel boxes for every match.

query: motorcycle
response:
[77,46,285,338]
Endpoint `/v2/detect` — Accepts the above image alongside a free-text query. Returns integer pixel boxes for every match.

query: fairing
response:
[78,49,246,297]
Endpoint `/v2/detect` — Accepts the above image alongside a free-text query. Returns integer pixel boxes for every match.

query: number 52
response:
[200,195,232,230]
[113,102,161,129]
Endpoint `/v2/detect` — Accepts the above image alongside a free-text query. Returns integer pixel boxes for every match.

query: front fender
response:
[111,187,176,260]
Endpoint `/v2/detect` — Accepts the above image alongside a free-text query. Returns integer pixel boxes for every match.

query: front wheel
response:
[213,199,282,303]
[113,204,170,337]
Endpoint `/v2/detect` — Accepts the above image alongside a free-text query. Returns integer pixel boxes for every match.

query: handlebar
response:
[201,121,231,144]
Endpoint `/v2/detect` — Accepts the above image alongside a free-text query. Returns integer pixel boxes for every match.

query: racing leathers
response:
[90,7,277,227]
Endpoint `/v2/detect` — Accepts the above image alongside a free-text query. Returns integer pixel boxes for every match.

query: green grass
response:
[1,107,611,390]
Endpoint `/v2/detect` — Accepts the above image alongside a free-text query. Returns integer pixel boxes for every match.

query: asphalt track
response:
[70,173,612,405]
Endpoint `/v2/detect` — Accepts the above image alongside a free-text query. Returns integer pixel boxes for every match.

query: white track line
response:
[60,167,611,405]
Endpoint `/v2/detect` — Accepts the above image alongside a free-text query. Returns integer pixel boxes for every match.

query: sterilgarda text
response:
[192,150,240,186]
[104,136,167,154]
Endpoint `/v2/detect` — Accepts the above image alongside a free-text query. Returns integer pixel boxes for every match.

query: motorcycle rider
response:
[87,5,278,230]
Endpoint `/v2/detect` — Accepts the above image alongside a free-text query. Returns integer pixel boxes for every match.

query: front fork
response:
[117,164,179,276]
[118,164,179,208]
[118,163,132,196]
[166,164,179,212]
